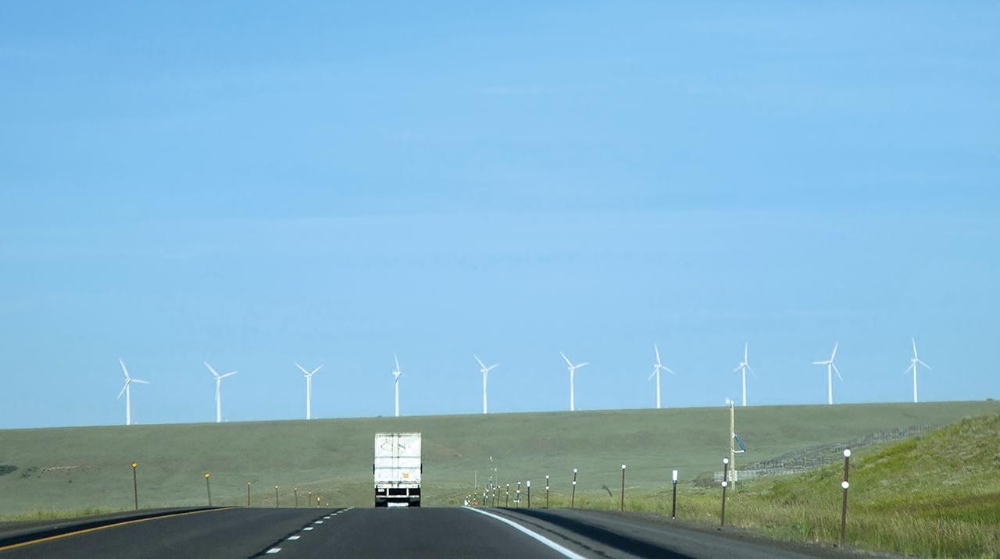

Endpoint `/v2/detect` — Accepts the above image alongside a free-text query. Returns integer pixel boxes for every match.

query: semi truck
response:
[373,432,422,507]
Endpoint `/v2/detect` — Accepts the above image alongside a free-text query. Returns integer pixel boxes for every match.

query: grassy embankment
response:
[2,400,999,557]
[564,412,1000,559]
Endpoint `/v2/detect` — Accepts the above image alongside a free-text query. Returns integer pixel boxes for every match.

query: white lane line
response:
[304,527,314,531]
[266,548,281,554]
[464,507,588,559]
[287,536,301,541]
[314,520,324,524]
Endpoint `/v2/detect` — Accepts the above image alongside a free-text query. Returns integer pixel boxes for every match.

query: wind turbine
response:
[392,354,402,417]
[560,352,589,411]
[117,359,149,426]
[732,343,755,407]
[648,345,674,409]
[295,363,323,420]
[905,338,931,403]
[812,343,842,405]
[204,362,237,423]
[474,355,499,414]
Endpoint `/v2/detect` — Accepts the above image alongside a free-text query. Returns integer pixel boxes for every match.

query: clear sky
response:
[1,2,998,429]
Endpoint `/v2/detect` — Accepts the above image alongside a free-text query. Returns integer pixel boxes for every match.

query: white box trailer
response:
[374,432,422,507]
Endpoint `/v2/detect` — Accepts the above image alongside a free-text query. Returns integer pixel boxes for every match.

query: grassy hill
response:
[0,400,996,518]
[649,411,1000,559]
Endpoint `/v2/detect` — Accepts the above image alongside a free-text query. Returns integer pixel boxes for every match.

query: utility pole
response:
[728,399,737,490]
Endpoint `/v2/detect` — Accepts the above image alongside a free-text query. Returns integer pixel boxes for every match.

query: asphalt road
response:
[0,507,859,559]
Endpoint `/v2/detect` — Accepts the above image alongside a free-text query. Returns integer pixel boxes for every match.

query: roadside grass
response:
[537,413,1000,559]
[0,507,118,523]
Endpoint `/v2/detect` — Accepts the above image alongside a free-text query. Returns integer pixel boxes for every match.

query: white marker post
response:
[840,449,851,548]
[620,464,627,512]
[571,468,578,508]
[545,475,550,509]
[671,469,678,519]
[720,458,729,528]
[527,480,531,509]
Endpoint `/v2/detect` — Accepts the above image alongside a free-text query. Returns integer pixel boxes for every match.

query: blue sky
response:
[1,2,998,428]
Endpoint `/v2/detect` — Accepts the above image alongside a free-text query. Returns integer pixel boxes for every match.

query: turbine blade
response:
[119,359,130,379]
[833,363,843,381]
[295,363,310,375]
[812,360,828,366]
[664,367,676,375]
[117,382,128,399]
[221,371,237,379]
[576,362,589,369]
[474,355,486,369]
[747,364,756,377]
[648,369,656,381]
[560,352,573,367]
[912,337,918,359]
[394,353,400,372]
[311,365,323,376]
[904,363,915,375]
[654,344,661,365]
[204,362,220,378]
[830,342,839,361]
[744,343,748,362]
[732,365,742,373]
[917,359,931,370]
[132,379,149,384]
[486,363,499,372]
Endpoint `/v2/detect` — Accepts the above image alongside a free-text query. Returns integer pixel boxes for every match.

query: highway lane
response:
[0,508,336,559]
[0,506,860,559]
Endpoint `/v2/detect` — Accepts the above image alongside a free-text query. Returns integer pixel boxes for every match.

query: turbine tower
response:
[295,363,323,420]
[474,355,499,414]
[812,343,841,405]
[732,343,755,407]
[392,354,402,417]
[204,362,237,423]
[648,345,674,409]
[905,338,931,403]
[560,352,589,411]
[117,359,149,426]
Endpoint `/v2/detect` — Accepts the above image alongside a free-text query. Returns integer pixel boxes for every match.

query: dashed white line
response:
[304,527,314,531]
[287,536,301,541]
[266,548,281,554]
[464,507,587,559]
[314,520,324,524]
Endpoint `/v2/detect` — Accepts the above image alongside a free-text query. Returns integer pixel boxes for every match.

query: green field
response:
[1,400,996,518]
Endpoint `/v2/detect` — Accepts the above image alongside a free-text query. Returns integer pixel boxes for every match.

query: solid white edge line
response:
[464,507,588,559]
